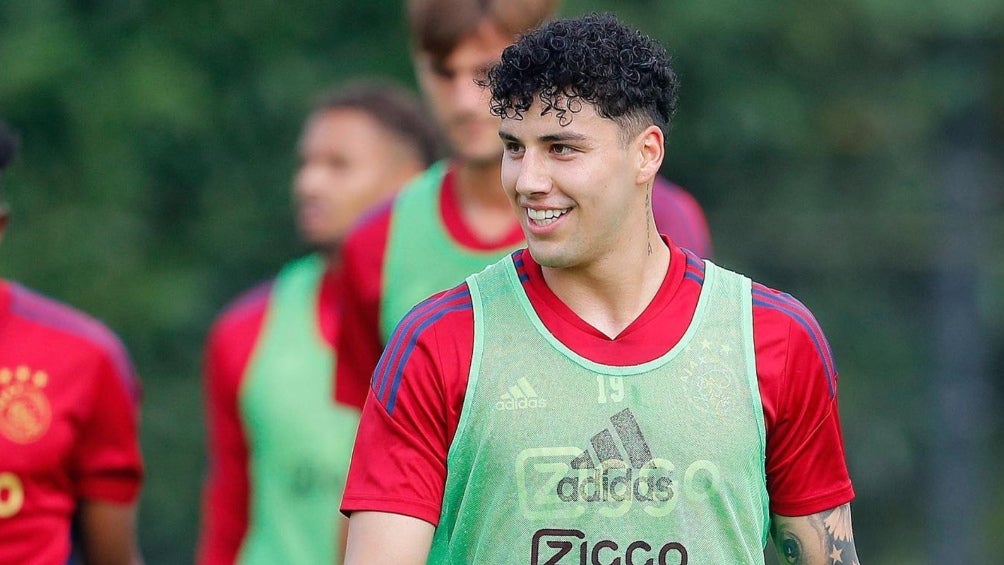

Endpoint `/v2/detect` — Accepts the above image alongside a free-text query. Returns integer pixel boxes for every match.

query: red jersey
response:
[0,280,142,565]
[197,261,367,564]
[335,165,712,400]
[342,242,854,523]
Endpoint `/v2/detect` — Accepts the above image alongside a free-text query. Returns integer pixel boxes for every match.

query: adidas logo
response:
[556,408,673,504]
[516,409,722,519]
[495,377,547,411]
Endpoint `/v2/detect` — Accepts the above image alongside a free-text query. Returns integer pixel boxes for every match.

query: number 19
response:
[596,376,625,404]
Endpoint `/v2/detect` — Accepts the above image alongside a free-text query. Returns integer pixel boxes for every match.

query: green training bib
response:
[238,255,359,565]
[429,256,769,564]
[380,160,522,341]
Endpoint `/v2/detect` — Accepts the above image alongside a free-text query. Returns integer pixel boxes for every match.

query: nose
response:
[295,163,325,199]
[513,149,551,197]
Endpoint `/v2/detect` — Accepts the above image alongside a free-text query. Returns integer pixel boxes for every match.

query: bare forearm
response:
[79,499,144,565]
[771,503,859,565]
[344,511,434,565]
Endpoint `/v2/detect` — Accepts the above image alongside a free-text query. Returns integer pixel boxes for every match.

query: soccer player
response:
[334,0,712,396]
[196,82,438,565]
[342,14,859,565]
[0,122,144,565]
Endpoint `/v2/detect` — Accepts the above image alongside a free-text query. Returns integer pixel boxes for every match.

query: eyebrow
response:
[498,130,589,143]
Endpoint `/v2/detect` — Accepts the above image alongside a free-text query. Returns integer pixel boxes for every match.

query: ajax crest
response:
[0,366,52,444]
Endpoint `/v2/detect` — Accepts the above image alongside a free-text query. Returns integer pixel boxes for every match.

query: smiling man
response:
[334,0,713,409]
[342,14,858,565]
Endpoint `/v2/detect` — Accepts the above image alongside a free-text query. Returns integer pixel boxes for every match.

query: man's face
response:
[294,108,421,249]
[499,99,652,271]
[414,21,512,167]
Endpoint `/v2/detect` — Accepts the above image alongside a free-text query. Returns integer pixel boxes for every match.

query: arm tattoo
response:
[645,190,653,255]
[771,504,860,565]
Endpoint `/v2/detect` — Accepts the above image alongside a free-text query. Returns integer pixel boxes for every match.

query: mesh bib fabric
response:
[380,160,522,342]
[238,255,359,565]
[429,256,769,564]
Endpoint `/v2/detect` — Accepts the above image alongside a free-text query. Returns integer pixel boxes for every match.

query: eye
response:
[430,62,455,80]
[551,144,575,156]
[326,156,349,170]
[502,141,524,156]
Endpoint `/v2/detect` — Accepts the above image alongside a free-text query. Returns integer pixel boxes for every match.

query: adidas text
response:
[557,467,672,504]
[496,396,547,410]
[496,377,546,410]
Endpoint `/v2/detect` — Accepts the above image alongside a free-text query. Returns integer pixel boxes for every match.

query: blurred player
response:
[0,122,144,565]
[342,15,859,564]
[196,81,438,564]
[334,0,712,398]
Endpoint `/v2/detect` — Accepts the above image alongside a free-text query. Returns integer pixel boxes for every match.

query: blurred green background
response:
[1,0,1001,563]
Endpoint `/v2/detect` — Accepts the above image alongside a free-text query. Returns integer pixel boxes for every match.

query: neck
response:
[542,224,669,339]
[452,158,516,243]
[319,244,341,268]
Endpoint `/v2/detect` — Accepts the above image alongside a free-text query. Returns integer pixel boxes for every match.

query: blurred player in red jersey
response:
[342,15,859,564]
[196,81,438,565]
[0,122,144,565]
[334,0,713,398]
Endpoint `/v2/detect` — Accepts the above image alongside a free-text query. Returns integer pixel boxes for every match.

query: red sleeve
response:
[73,332,143,503]
[652,177,713,259]
[753,284,854,516]
[196,284,270,565]
[334,202,393,409]
[341,285,473,526]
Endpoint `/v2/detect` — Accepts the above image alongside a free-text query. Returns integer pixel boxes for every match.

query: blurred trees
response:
[0,1,1001,563]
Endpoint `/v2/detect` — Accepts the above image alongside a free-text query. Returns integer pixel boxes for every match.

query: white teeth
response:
[527,208,569,224]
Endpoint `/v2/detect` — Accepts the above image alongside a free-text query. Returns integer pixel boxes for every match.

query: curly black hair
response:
[485,13,678,138]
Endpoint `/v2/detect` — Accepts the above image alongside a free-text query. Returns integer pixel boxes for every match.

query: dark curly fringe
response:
[484,13,679,134]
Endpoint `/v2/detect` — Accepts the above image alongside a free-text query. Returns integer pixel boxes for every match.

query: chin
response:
[299,230,338,250]
[527,244,576,270]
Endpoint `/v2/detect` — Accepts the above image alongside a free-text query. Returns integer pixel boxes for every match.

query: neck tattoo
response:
[645,191,653,256]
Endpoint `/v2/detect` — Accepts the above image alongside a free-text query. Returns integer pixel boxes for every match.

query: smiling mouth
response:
[526,208,570,226]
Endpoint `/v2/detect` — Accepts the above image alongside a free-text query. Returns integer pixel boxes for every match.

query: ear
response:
[634,125,664,186]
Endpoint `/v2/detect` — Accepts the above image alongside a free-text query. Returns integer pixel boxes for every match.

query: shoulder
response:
[204,281,274,390]
[6,282,139,397]
[348,198,395,243]
[652,176,712,257]
[347,163,445,236]
[208,281,272,346]
[379,283,475,364]
[652,177,707,221]
[653,176,700,206]
[339,200,395,303]
[751,280,837,396]
[370,283,474,413]
[341,198,395,269]
[343,163,448,248]
[402,283,475,323]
